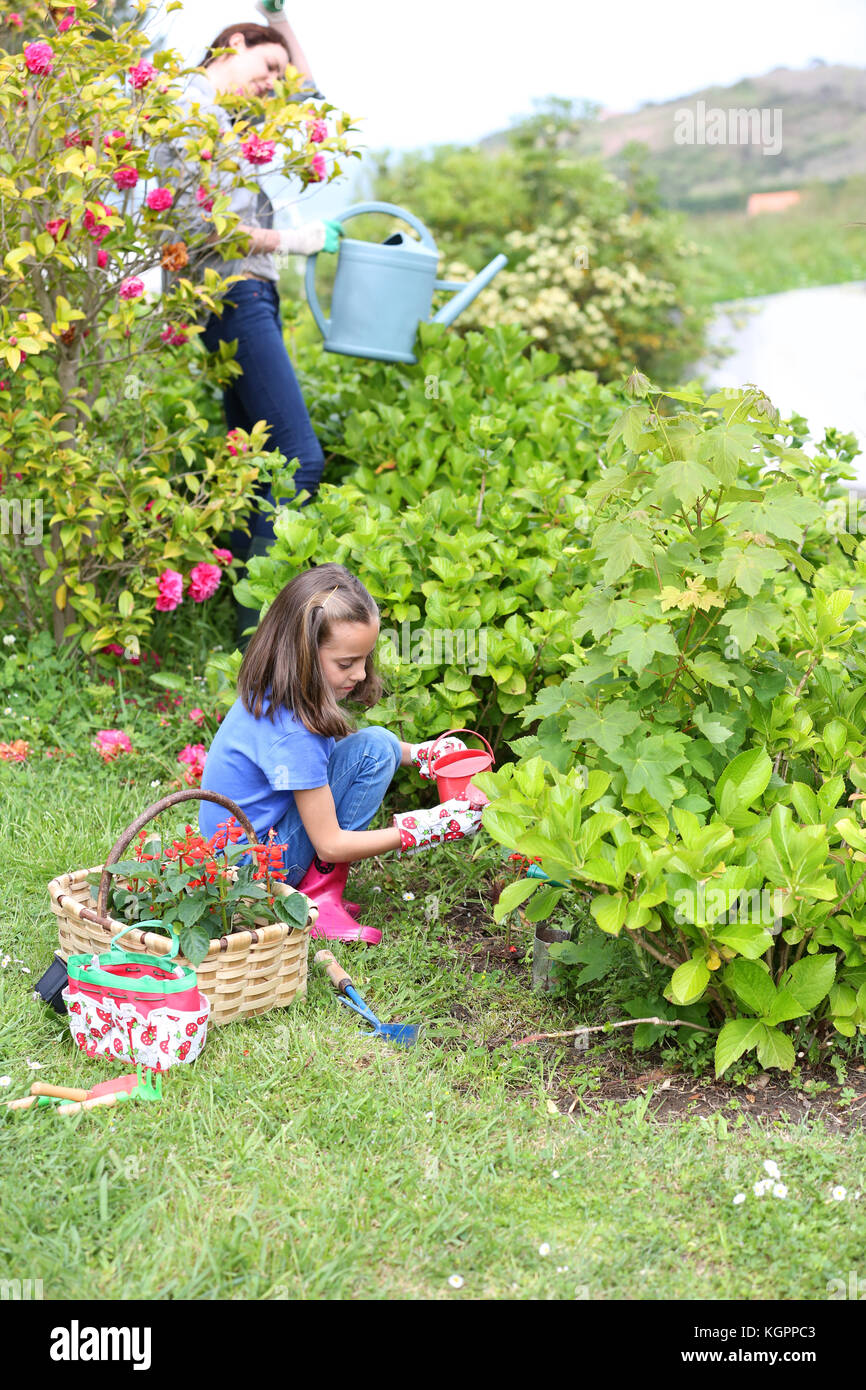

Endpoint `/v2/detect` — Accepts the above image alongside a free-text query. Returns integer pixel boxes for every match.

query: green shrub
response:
[206,322,625,745]
[473,378,866,1075]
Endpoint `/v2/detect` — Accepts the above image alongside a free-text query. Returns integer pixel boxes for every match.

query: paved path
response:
[697,282,866,483]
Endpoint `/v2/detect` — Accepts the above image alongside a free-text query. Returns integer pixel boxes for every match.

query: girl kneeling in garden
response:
[198,564,484,944]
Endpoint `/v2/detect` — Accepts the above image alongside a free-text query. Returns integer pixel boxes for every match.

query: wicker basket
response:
[48,789,317,1027]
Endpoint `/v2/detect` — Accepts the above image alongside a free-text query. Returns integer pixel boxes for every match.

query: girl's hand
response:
[393,798,484,855]
[408,735,468,781]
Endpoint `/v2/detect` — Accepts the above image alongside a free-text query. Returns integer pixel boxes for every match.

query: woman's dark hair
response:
[202,22,292,68]
[237,564,384,738]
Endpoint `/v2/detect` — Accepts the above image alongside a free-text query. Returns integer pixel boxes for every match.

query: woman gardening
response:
[198,565,487,945]
[155,6,343,637]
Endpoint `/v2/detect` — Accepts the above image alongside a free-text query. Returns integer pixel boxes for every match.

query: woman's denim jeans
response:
[259,727,402,888]
[202,279,325,550]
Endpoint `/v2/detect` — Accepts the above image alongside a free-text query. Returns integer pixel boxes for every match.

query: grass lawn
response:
[2,758,866,1303]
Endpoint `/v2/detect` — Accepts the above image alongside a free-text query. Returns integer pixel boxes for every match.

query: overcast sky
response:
[148,0,866,222]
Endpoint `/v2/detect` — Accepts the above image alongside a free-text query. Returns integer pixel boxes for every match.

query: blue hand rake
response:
[314,950,419,1047]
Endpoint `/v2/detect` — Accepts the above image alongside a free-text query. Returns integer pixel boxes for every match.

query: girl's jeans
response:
[267,727,402,887]
[201,279,325,551]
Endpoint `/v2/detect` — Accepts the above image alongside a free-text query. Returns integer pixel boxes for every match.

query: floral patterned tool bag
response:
[63,922,209,1069]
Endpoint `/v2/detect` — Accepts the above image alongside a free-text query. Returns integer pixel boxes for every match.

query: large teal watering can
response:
[304,201,507,364]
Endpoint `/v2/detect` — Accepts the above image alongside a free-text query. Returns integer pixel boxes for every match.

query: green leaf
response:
[179,923,211,966]
[523,885,564,922]
[608,623,679,676]
[755,1024,795,1071]
[715,1018,764,1076]
[174,896,209,927]
[713,922,773,960]
[723,958,776,1016]
[782,954,836,1012]
[493,878,540,923]
[697,422,756,484]
[669,956,711,1005]
[714,747,772,820]
[272,892,311,928]
[590,892,628,935]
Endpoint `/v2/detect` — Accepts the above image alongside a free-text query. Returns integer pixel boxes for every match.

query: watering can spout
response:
[431,253,508,328]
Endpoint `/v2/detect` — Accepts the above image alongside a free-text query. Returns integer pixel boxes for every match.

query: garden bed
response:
[427,875,866,1133]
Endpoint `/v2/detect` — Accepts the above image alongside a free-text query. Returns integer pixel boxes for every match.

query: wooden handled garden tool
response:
[314,950,419,1047]
[6,1066,163,1114]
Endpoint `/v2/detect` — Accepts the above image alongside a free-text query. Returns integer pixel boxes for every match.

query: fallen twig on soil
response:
[513,1016,715,1046]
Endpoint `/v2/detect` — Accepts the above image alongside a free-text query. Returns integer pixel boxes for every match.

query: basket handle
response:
[95,790,259,919]
[428,728,496,774]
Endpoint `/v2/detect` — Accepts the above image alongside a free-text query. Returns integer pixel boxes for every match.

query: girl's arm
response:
[294,785,401,862]
[257,4,316,85]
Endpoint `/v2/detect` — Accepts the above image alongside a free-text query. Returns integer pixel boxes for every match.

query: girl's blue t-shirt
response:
[198,697,335,844]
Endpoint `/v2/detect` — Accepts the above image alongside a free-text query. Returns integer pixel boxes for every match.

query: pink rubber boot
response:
[297,857,382,946]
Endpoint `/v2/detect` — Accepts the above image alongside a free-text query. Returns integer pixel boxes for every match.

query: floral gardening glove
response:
[408,735,467,781]
[393,798,484,856]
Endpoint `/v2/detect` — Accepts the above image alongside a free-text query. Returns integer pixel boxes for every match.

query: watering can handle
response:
[304,201,438,339]
[428,729,496,772]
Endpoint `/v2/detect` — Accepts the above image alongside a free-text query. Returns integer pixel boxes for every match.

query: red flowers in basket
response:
[92,818,308,967]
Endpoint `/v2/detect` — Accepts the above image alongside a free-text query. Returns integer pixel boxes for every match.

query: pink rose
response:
[96,249,108,269]
[196,185,214,213]
[24,41,54,75]
[128,60,155,89]
[189,708,205,725]
[309,152,326,182]
[188,562,221,603]
[145,187,173,212]
[83,202,112,242]
[58,13,75,31]
[112,167,138,190]
[241,134,276,166]
[118,277,145,300]
[306,118,327,143]
[212,547,233,566]
[100,643,125,657]
[156,568,183,611]
[45,217,68,241]
[178,743,207,765]
[226,429,247,457]
[92,729,132,762]
[7,13,22,28]
[103,128,131,151]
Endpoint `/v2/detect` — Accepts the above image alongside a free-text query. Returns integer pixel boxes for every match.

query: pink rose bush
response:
[96,248,109,269]
[45,217,68,240]
[7,13,22,29]
[112,167,138,190]
[92,730,132,762]
[196,185,214,213]
[306,118,327,143]
[309,152,326,181]
[212,547,233,566]
[188,708,205,726]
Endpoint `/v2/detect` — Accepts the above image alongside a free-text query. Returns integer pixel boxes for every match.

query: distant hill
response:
[482,65,866,212]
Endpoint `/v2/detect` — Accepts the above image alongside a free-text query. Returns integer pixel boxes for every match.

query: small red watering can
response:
[428,729,495,804]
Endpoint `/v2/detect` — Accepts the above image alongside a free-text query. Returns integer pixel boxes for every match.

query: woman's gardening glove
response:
[274,220,343,256]
[408,735,467,781]
[393,798,484,856]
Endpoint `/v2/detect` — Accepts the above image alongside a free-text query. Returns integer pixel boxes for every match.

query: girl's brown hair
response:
[202,22,292,68]
[237,564,384,738]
